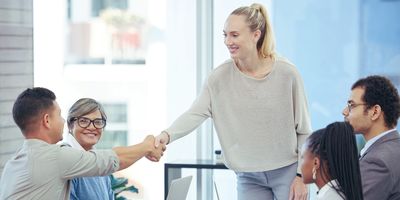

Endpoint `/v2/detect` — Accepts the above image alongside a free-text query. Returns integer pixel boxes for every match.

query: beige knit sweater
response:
[165,57,312,172]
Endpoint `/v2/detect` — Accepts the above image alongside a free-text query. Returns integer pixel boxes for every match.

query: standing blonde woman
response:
[153,3,311,200]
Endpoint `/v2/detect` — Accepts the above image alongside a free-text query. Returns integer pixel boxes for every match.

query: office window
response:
[104,103,127,123]
[66,0,147,65]
[96,103,128,149]
[91,0,128,17]
[273,0,400,198]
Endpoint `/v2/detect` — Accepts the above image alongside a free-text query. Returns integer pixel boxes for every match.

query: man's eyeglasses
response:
[73,117,106,129]
[347,102,367,112]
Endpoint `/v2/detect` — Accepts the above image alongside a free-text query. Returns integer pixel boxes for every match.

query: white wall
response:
[0,0,33,178]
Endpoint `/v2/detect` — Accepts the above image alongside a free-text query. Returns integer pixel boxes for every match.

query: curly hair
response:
[352,75,400,128]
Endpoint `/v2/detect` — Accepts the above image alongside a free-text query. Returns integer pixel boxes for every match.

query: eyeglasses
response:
[73,117,106,129]
[346,102,367,112]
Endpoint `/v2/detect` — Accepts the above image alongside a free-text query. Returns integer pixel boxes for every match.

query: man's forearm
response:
[113,143,150,170]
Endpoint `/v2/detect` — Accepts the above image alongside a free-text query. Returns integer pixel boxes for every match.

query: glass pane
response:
[273,0,400,199]
[91,0,128,17]
[96,130,128,149]
[103,103,127,123]
[66,0,147,64]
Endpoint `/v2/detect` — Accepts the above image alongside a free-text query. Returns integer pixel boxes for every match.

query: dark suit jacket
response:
[360,130,400,200]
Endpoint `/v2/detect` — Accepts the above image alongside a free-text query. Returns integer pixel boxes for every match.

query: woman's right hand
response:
[155,131,170,147]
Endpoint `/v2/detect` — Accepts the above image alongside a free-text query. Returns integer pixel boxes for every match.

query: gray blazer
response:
[360,130,400,200]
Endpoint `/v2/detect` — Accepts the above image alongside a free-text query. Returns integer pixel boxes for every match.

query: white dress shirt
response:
[316,180,344,200]
[360,129,396,157]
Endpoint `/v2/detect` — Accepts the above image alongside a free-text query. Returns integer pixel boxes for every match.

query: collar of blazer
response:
[360,130,400,160]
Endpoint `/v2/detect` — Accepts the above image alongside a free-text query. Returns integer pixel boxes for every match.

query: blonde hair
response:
[231,3,276,59]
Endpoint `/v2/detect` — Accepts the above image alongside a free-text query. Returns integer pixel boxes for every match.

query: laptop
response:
[166,176,193,200]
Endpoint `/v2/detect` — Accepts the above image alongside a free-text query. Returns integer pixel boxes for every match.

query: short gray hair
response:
[67,98,107,132]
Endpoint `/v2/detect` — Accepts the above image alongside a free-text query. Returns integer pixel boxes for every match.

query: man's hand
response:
[144,135,166,162]
[113,135,166,170]
[289,176,308,200]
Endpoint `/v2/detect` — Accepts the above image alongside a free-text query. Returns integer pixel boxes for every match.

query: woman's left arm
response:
[290,69,312,200]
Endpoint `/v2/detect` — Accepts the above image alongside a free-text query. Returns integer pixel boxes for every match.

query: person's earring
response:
[312,167,317,180]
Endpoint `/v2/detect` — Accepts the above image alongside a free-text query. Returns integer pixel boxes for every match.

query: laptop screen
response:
[166,176,193,200]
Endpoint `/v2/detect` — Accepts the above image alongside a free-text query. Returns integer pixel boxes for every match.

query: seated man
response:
[342,75,400,200]
[0,87,165,200]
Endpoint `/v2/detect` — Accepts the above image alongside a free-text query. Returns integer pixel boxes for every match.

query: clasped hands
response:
[144,132,169,162]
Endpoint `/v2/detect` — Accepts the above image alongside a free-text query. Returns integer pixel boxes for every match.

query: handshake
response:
[111,132,171,170]
[142,132,170,162]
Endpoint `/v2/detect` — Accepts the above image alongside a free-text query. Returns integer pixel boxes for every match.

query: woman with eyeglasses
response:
[63,98,114,200]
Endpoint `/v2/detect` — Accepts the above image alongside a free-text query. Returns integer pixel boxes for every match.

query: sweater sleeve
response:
[292,69,312,173]
[165,80,212,143]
